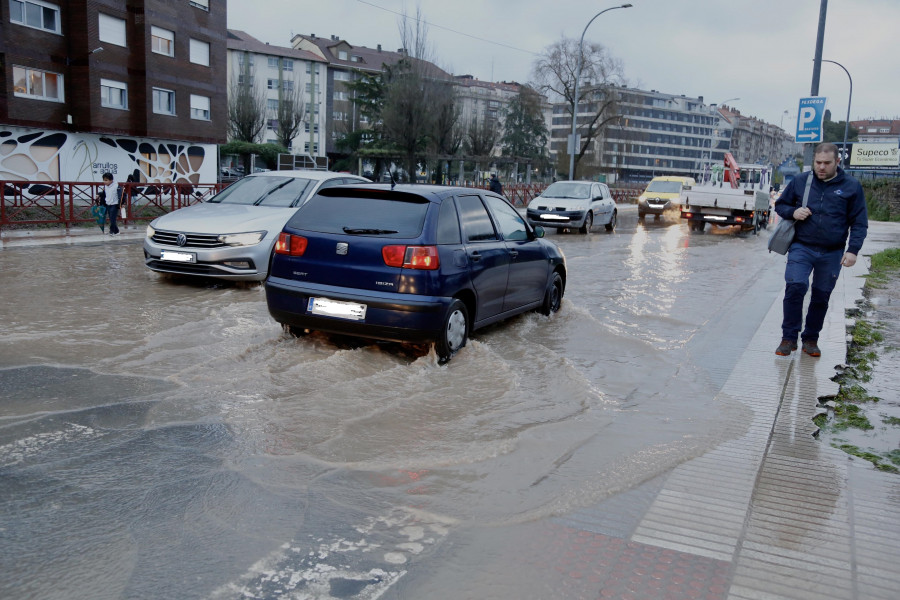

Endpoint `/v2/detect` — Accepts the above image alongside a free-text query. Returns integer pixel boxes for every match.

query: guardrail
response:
[1,181,228,231]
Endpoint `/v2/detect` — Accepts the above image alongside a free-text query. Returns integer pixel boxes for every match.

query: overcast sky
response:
[228,0,899,132]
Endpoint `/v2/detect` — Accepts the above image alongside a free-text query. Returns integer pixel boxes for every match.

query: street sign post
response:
[796,96,827,143]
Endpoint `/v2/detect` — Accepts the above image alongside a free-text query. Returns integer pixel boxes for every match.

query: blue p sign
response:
[796,97,827,142]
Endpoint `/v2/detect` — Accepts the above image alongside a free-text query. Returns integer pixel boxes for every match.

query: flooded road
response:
[1,210,790,599]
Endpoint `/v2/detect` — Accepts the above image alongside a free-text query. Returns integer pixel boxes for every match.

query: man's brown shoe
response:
[802,340,821,357]
[775,340,798,356]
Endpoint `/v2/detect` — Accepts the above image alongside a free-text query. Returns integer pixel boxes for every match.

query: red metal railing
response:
[1,181,229,230]
[1,179,641,230]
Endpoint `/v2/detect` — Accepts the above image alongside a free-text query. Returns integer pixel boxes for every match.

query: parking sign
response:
[796,97,827,142]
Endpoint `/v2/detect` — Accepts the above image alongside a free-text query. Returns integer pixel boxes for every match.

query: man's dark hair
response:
[102,172,114,181]
[814,142,839,161]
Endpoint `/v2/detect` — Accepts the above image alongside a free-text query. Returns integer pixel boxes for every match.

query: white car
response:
[525,181,617,233]
[143,170,368,281]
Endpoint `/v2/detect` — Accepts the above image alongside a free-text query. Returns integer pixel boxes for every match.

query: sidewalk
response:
[0,225,145,249]
[538,221,900,599]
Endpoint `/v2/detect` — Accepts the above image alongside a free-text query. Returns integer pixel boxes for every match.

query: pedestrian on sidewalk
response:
[773,142,868,357]
[489,173,503,195]
[100,172,123,235]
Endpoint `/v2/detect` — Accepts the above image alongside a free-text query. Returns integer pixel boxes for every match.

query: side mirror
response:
[534,226,545,238]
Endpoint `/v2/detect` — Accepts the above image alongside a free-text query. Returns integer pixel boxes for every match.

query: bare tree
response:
[465,116,498,158]
[379,8,455,181]
[228,60,267,143]
[273,76,306,151]
[532,37,625,178]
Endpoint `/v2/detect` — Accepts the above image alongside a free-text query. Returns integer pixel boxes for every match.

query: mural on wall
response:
[0,127,215,184]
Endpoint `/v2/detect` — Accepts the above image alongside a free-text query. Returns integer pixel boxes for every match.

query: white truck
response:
[679,153,771,233]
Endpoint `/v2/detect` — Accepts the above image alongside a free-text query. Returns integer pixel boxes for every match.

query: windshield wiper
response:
[342,227,398,235]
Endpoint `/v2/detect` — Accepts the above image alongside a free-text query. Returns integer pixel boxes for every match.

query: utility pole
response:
[804,0,828,170]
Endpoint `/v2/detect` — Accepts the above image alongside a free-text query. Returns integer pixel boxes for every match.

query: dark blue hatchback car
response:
[265,184,566,361]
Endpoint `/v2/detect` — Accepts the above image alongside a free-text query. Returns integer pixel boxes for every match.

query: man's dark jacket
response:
[489,177,502,194]
[774,167,868,255]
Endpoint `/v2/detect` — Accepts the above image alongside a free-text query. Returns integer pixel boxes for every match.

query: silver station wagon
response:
[143,170,368,281]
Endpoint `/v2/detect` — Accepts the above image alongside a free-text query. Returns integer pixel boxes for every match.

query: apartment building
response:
[550,86,797,182]
[1,0,226,183]
[226,30,327,156]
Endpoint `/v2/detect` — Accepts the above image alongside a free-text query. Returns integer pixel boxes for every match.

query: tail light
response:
[274,232,307,256]
[683,212,693,219]
[382,245,440,270]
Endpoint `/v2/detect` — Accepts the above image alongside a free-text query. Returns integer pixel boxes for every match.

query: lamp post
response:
[821,59,852,164]
[568,3,633,181]
[706,97,738,170]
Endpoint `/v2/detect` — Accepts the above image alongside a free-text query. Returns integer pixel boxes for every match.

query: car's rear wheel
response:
[605,210,617,231]
[435,299,468,363]
[579,212,593,234]
[539,272,564,316]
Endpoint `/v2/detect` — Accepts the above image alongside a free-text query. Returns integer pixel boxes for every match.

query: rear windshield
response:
[290,194,429,238]
[207,176,314,207]
[645,181,683,194]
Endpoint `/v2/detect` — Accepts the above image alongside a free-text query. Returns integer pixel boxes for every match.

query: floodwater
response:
[1,211,789,599]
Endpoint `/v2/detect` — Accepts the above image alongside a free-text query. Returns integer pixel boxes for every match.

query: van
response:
[637,176,696,219]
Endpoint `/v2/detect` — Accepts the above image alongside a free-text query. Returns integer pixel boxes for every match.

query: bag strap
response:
[801,172,813,208]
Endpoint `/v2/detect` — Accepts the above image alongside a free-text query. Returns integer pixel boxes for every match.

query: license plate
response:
[308,297,367,321]
[540,214,568,220]
[161,250,195,263]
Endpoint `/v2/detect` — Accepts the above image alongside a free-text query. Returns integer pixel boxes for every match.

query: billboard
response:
[849,144,900,168]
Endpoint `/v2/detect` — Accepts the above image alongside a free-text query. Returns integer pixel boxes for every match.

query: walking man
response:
[774,142,868,357]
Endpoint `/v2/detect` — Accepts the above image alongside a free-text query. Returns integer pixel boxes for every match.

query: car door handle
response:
[509,250,518,259]
[470,251,482,262]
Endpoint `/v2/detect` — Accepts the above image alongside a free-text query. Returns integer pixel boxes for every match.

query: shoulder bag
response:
[768,173,812,255]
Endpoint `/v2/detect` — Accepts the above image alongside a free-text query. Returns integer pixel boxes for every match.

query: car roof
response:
[316,183,501,202]
[551,180,597,185]
[244,170,367,182]
[649,176,694,182]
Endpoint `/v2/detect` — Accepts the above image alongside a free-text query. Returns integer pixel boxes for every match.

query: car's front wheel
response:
[539,272,564,316]
[579,211,593,234]
[435,299,468,363]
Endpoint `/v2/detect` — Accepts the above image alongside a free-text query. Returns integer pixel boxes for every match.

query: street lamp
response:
[821,59,853,164]
[568,3,633,180]
[706,98,738,171]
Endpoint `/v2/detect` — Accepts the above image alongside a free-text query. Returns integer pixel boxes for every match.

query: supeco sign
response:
[849,144,900,168]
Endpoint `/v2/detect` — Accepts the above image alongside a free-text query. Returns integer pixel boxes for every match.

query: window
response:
[267,99,279,111]
[237,74,254,87]
[304,122,319,133]
[483,195,527,241]
[189,0,208,9]
[282,80,294,93]
[282,59,293,72]
[305,83,320,94]
[303,142,319,153]
[306,63,320,74]
[237,53,254,66]
[100,79,128,109]
[151,26,174,56]
[338,50,348,60]
[152,88,175,115]
[12,66,63,102]
[268,57,279,69]
[267,119,278,130]
[190,39,210,66]
[334,91,348,101]
[10,0,60,33]
[267,79,277,90]
[333,71,350,81]
[333,111,344,121]
[351,55,361,62]
[190,94,210,120]
[98,13,126,47]
[456,195,498,242]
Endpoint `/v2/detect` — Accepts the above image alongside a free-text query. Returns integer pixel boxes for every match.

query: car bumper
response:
[638,199,673,214]
[142,238,271,281]
[265,277,453,344]
[525,209,588,229]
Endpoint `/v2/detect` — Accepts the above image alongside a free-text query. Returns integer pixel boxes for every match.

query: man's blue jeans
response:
[781,243,843,342]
